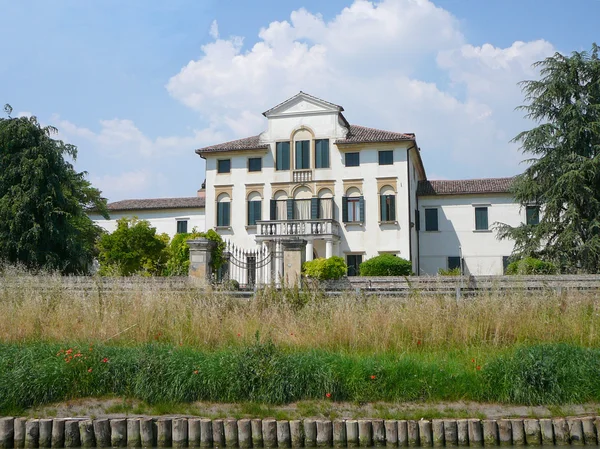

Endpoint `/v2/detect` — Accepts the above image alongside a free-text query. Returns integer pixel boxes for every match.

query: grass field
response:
[2,269,600,413]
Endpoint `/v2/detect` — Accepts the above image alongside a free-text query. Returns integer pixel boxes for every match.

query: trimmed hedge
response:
[303,256,347,280]
[506,257,557,275]
[359,254,412,276]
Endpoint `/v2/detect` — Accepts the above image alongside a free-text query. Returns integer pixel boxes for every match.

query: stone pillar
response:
[275,241,283,287]
[306,240,314,262]
[282,240,307,287]
[325,239,333,258]
[188,238,217,281]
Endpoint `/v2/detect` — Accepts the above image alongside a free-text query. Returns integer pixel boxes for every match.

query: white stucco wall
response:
[90,208,206,238]
[417,194,522,275]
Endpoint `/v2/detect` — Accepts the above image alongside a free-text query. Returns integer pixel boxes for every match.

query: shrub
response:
[302,256,347,280]
[164,228,225,276]
[506,257,557,275]
[359,254,412,276]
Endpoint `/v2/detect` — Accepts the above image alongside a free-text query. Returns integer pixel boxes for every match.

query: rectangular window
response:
[217,159,231,173]
[315,139,330,168]
[448,256,461,271]
[247,200,262,226]
[425,208,438,231]
[346,254,363,277]
[176,220,188,234]
[342,196,364,223]
[502,256,511,274]
[295,140,310,169]
[526,205,539,225]
[248,157,262,172]
[276,142,290,170]
[380,195,396,222]
[345,152,360,167]
[475,206,489,230]
[217,202,230,227]
[378,150,393,165]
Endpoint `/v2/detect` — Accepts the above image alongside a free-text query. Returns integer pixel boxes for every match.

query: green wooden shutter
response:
[283,142,290,170]
[359,196,365,222]
[270,199,277,220]
[287,199,294,220]
[311,197,319,219]
[475,207,488,230]
[342,197,348,223]
[295,141,302,169]
[223,202,230,226]
[389,195,396,221]
[217,203,223,226]
[380,195,386,221]
[247,201,254,225]
[254,201,262,222]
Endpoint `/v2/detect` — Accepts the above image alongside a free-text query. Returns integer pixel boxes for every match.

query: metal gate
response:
[220,241,274,288]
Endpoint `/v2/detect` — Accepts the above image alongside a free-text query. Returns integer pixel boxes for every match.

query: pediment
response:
[263,92,343,118]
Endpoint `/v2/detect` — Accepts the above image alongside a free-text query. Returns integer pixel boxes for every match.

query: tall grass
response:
[1,270,600,352]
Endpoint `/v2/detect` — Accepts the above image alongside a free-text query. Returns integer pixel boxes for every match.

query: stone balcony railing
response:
[292,169,312,183]
[256,219,340,239]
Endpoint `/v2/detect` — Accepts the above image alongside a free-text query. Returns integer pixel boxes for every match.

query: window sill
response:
[344,222,364,227]
[379,220,398,225]
[215,226,232,231]
[473,229,492,233]
[423,230,440,233]
[245,225,257,230]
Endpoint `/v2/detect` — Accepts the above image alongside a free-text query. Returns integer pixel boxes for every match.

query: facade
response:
[90,196,206,238]
[197,92,532,278]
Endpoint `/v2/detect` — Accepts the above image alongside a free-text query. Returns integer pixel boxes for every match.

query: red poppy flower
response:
[326,393,331,398]
[102,357,109,363]
[370,375,377,380]
[417,340,422,345]
[471,358,475,363]
[237,333,241,337]
[476,366,481,371]
[88,368,93,373]
[193,370,199,375]
[66,349,73,355]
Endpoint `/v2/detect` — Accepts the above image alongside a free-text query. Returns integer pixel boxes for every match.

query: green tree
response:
[97,217,169,276]
[497,44,600,273]
[164,229,226,276]
[0,106,108,273]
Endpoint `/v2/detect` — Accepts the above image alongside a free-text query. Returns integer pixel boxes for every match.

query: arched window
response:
[379,185,396,222]
[342,187,364,223]
[271,190,288,220]
[293,186,312,220]
[216,193,231,227]
[318,188,334,220]
[293,129,312,170]
[247,191,262,226]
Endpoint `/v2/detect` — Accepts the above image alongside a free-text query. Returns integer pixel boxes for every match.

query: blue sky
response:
[1,0,598,201]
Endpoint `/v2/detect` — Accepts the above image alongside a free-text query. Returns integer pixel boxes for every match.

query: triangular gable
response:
[263,91,344,117]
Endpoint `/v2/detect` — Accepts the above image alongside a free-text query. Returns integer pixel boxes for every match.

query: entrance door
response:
[346,254,363,276]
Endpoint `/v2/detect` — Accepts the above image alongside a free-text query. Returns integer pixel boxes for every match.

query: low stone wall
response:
[0,416,598,448]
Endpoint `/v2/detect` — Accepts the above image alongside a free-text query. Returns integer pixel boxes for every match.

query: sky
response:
[1,0,598,202]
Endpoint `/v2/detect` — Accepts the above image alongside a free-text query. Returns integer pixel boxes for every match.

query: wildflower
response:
[476,366,481,371]
[193,370,199,375]
[88,368,93,373]
[74,353,82,358]
[471,358,475,363]
[326,393,331,398]
[237,333,241,337]
[417,340,422,346]
[66,349,73,355]
[370,375,376,380]
[102,357,109,363]
[290,333,294,336]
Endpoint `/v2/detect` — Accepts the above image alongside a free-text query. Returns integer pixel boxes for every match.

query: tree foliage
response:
[0,107,108,273]
[302,256,347,280]
[497,44,600,272]
[505,257,557,275]
[164,228,225,276]
[96,217,169,276]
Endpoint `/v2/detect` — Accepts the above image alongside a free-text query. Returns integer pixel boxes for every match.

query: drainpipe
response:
[406,144,416,273]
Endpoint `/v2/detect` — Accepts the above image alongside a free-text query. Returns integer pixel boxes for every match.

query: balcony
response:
[292,169,312,183]
[256,219,340,240]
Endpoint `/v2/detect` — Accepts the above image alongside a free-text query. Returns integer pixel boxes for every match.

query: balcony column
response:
[305,239,314,262]
[325,239,333,259]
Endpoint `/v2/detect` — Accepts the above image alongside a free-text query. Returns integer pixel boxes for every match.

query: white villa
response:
[93,92,539,278]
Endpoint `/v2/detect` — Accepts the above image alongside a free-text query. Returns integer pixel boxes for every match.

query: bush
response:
[438,267,461,276]
[302,256,347,280]
[505,257,557,275]
[359,254,412,276]
[164,228,225,276]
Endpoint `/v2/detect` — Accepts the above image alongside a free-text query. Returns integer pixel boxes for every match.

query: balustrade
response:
[257,219,339,238]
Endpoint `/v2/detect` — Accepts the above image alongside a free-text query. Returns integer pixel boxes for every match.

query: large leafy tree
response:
[498,44,600,272]
[0,105,108,273]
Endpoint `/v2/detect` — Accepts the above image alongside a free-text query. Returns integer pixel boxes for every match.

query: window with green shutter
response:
[378,150,393,165]
[315,139,330,168]
[342,196,364,223]
[425,208,438,231]
[526,205,539,225]
[475,207,489,230]
[345,152,360,167]
[248,157,262,172]
[276,142,290,170]
[247,200,262,226]
[176,220,188,234]
[295,140,310,169]
[380,195,396,222]
[217,202,231,227]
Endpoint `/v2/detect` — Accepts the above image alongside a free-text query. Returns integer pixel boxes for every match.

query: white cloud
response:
[209,20,219,40]
[165,0,555,178]
[90,170,155,199]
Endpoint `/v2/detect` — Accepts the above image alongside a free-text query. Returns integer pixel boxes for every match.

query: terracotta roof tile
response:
[336,125,415,145]
[195,135,268,154]
[107,197,205,211]
[417,177,515,196]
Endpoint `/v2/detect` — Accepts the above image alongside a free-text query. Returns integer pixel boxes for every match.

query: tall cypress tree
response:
[0,105,109,273]
[498,44,600,272]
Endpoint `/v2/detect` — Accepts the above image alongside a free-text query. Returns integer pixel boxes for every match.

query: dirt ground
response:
[24,398,600,420]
